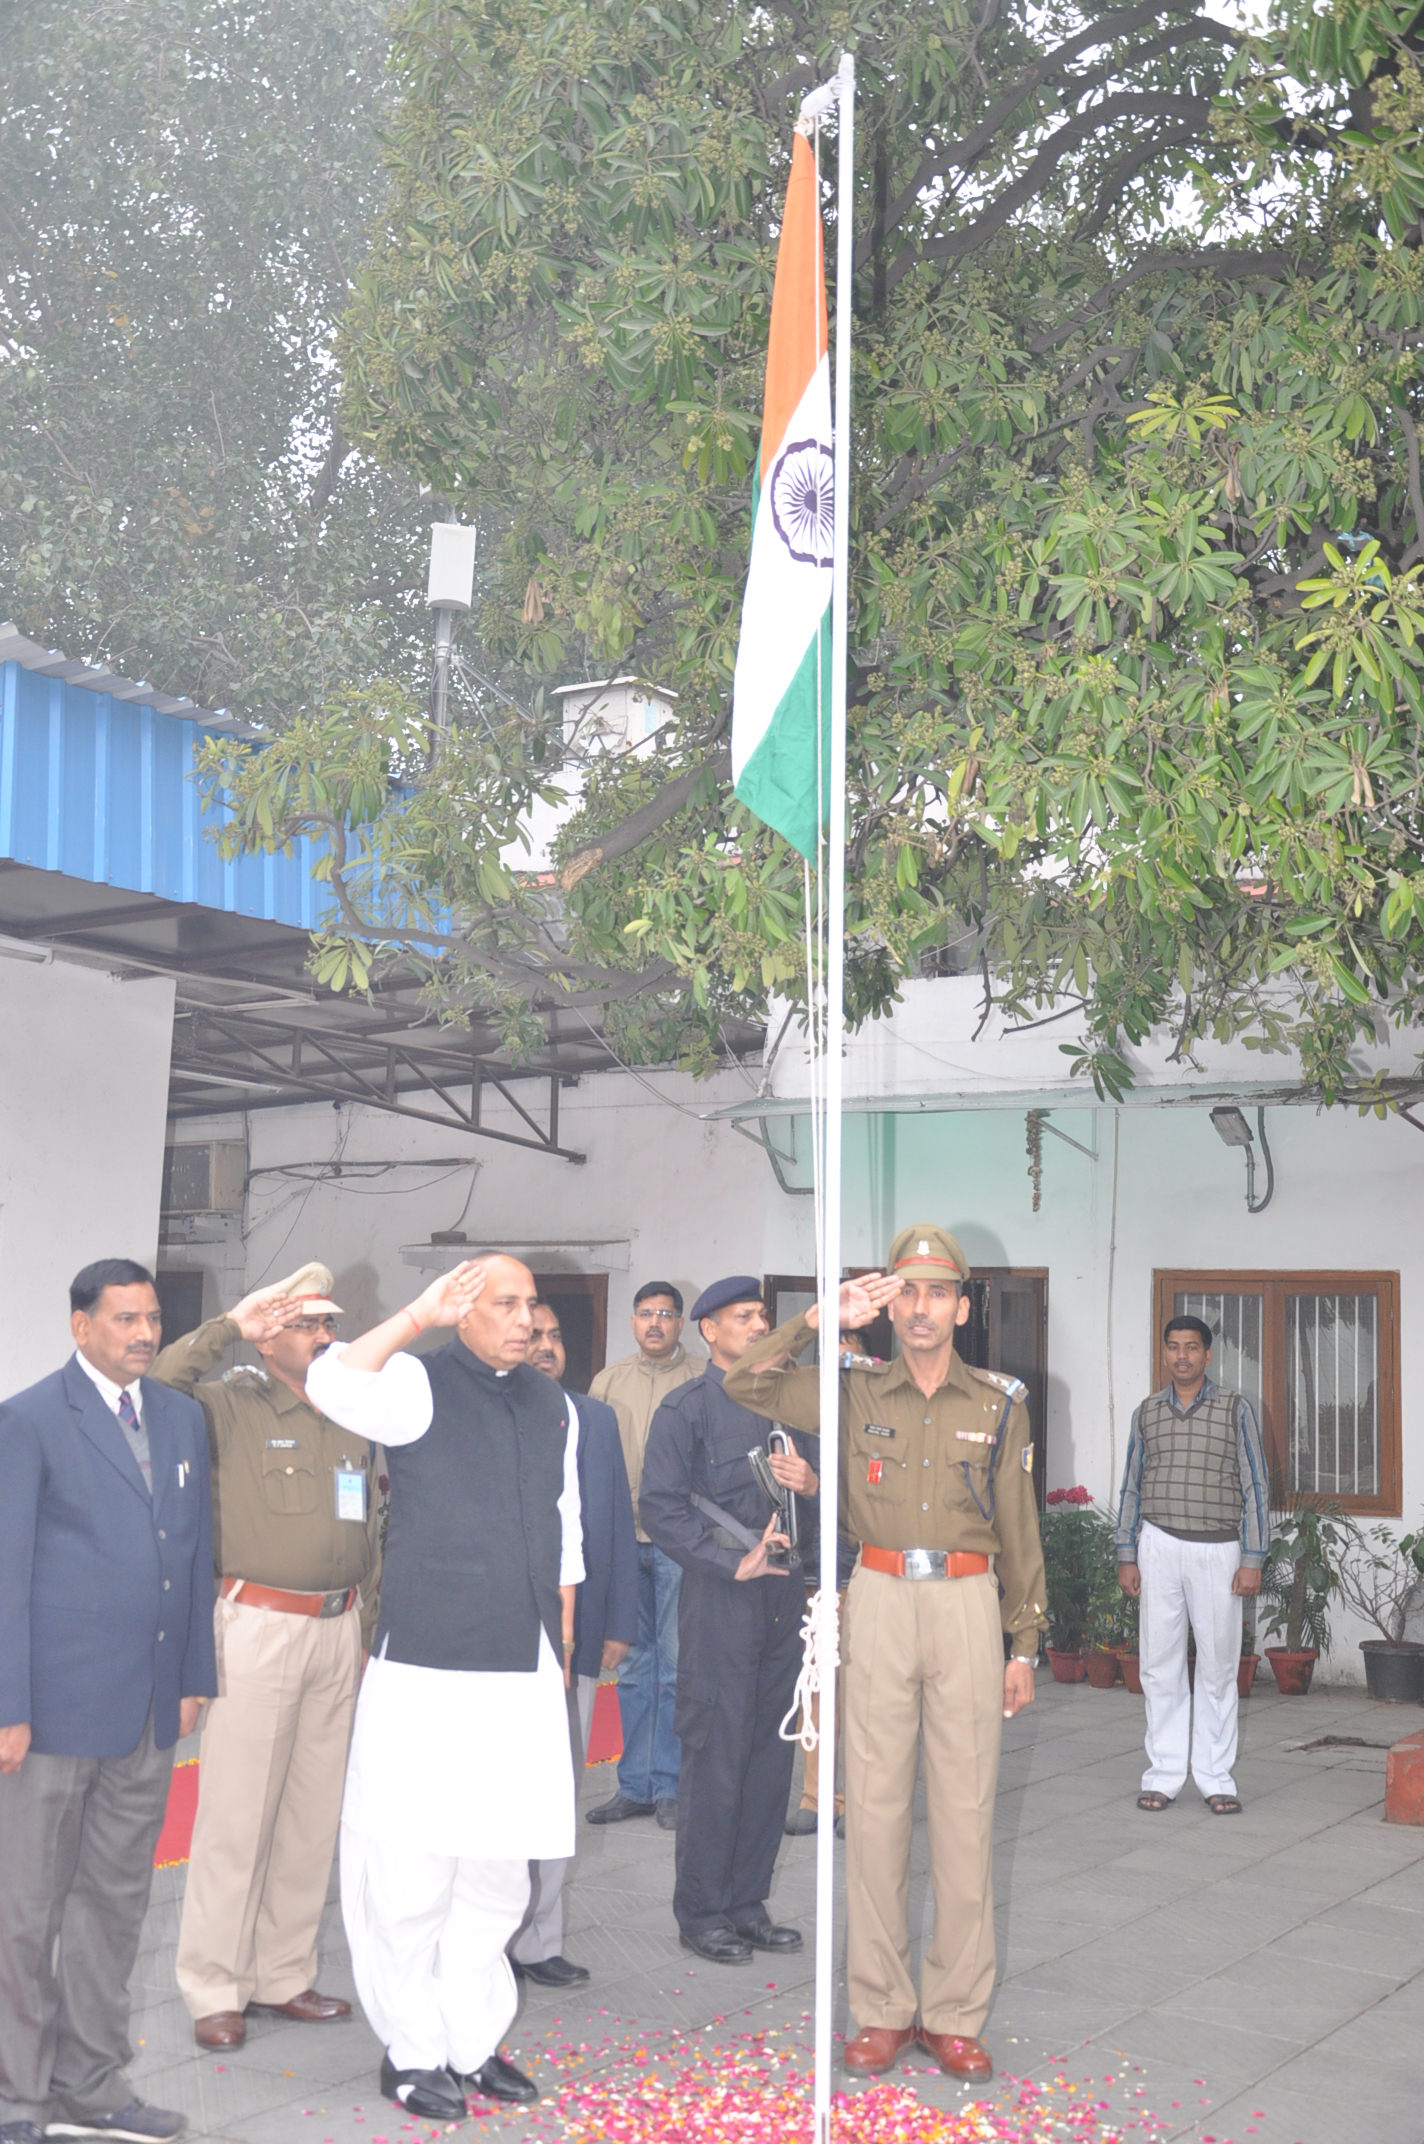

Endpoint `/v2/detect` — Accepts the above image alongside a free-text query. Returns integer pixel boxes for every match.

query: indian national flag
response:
[731,131,832,861]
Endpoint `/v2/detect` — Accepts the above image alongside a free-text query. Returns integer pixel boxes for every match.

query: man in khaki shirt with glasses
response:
[151,1264,380,2051]
[725,1227,1047,2086]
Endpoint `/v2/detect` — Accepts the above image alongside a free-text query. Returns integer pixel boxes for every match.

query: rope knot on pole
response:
[780,1585,842,1747]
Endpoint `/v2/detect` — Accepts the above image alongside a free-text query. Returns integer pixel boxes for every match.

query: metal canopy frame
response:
[175,1007,586,1161]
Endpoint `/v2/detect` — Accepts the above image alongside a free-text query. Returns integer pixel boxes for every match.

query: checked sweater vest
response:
[375,1338,568,1671]
[1137,1387,1245,1544]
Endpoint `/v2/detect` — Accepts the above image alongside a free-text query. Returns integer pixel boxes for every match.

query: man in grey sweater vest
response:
[1115,1316,1271,1814]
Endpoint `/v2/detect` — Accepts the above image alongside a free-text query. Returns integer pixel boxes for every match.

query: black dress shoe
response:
[461,2057,538,2105]
[655,1797,678,1830]
[378,2055,466,2122]
[585,1794,656,1825]
[731,1919,803,1952]
[679,1926,752,1963]
[784,1806,817,1835]
[512,1954,590,1988]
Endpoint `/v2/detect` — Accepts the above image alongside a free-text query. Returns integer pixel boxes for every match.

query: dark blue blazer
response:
[0,1357,218,1756]
[569,1390,639,1682]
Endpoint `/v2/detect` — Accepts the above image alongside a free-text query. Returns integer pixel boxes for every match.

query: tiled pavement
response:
[124,1676,1424,2144]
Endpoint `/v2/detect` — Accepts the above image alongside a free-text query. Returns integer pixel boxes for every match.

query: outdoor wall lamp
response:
[426,522,478,734]
[1210,1104,1275,1214]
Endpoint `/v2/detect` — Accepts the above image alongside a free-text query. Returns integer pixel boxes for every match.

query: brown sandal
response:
[1136,1791,1172,1812]
[1206,1794,1242,1815]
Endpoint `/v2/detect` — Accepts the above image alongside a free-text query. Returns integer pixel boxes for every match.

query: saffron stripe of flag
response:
[730,130,833,860]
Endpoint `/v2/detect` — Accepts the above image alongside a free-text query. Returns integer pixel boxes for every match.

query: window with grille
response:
[1152,1272,1400,1515]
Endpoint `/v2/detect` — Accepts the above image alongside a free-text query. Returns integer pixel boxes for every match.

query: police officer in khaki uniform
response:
[724,1226,1047,2085]
[150,1264,380,2050]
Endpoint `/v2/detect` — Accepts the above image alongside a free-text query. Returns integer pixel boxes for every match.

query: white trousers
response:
[1138,1521,1243,1799]
[340,1828,529,2074]
[510,1675,597,1966]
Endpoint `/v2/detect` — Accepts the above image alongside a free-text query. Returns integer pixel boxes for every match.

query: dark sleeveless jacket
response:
[375,1339,569,1671]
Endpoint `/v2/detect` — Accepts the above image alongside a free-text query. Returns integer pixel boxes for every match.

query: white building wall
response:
[0,959,175,1396]
[167,1065,768,1365]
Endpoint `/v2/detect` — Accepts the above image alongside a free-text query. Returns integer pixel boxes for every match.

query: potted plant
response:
[1259,1501,1351,1695]
[1115,1587,1143,1694]
[1084,1541,1128,1686]
[1041,1487,1110,1681]
[1334,1523,1424,1702]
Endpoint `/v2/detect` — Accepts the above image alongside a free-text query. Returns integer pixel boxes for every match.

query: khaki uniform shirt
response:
[151,1316,382,1647]
[724,1314,1048,1646]
[589,1344,700,1543]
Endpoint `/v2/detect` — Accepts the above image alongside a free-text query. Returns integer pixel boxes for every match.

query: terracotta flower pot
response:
[1084,1648,1121,1688]
[1237,1653,1260,1698]
[1265,1646,1319,1695]
[1118,1652,1143,1694]
[1046,1647,1086,1683]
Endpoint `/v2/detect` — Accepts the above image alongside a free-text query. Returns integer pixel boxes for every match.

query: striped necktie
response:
[117,1387,152,1495]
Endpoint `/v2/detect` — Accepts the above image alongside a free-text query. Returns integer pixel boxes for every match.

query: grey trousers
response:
[509,1675,596,1965]
[0,1715,174,2125]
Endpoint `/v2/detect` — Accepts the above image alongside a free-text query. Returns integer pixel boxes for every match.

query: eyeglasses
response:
[635,1308,680,1322]
[292,1316,341,1333]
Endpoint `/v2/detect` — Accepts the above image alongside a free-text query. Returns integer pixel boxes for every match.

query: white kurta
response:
[307,1343,585,1862]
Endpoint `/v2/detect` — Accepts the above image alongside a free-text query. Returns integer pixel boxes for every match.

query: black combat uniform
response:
[639,1364,816,1941]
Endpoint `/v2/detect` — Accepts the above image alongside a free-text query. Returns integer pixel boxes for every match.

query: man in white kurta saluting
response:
[306,1257,582,2120]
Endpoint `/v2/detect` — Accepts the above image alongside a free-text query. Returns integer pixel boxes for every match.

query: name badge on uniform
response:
[863,1423,896,1440]
[335,1468,367,1523]
[266,1438,299,1449]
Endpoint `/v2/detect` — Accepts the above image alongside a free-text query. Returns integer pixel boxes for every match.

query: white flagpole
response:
[813,46,853,2144]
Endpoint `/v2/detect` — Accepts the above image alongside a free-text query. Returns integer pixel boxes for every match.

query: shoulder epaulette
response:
[840,1349,889,1372]
[966,1365,1027,1404]
[221,1365,270,1386]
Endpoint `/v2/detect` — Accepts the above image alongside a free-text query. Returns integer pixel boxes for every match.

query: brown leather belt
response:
[861,1546,989,1581]
[221,1577,357,1618]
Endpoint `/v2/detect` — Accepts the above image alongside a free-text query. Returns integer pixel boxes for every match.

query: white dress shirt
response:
[308,1343,583,1861]
[73,1348,143,1421]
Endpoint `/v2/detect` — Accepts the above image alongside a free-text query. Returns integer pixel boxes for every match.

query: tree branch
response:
[558,746,732,889]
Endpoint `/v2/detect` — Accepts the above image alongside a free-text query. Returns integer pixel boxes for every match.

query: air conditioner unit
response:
[161,1142,247,1214]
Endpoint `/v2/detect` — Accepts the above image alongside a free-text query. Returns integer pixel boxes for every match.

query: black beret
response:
[690,1274,764,1322]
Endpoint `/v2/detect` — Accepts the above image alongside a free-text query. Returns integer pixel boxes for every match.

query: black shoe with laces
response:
[2,2123,44,2144]
[511,1953,590,1987]
[46,2108,185,2142]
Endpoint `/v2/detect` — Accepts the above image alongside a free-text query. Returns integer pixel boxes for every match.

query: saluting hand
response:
[411,1260,488,1330]
[805,1272,902,1333]
[229,1284,313,1344]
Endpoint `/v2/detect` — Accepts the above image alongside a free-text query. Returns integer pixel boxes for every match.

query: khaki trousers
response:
[843,1565,1002,2037]
[176,1598,361,2018]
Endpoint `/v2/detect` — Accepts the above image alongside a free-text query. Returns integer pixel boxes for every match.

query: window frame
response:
[1151,1269,1402,1516]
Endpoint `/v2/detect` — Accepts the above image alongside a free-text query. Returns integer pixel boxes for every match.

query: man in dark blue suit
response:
[0,1260,218,2144]
[509,1303,638,1988]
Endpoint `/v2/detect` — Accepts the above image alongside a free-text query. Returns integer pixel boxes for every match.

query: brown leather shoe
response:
[195,2011,246,2049]
[843,2026,915,2075]
[246,1990,351,2022]
[916,2028,993,2079]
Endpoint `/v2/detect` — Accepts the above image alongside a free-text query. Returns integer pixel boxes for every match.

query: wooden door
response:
[529,1272,608,1395]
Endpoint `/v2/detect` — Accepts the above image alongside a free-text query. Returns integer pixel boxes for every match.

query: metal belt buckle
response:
[902,1549,947,1581]
[319,1589,348,1618]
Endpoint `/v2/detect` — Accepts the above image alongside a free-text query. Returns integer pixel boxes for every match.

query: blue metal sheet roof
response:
[0,654,330,929]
